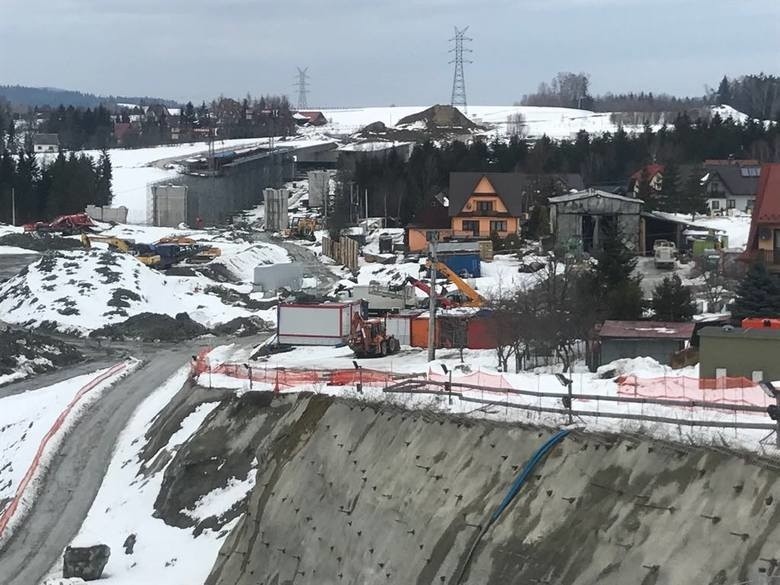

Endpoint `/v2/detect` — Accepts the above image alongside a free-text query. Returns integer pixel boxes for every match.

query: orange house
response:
[448,173,528,238]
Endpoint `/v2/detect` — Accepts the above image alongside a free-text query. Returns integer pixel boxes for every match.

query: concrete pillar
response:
[593,215,601,251]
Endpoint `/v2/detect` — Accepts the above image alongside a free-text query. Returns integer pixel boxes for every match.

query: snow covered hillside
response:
[320,104,751,140]
[0,249,261,335]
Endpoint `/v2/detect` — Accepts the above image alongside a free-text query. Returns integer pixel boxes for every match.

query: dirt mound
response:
[0,233,82,251]
[211,316,270,337]
[396,104,479,131]
[0,328,83,381]
[90,312,208,342]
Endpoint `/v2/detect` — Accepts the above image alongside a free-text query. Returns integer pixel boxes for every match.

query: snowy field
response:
[320,104,750,140]
[0,362,135,544]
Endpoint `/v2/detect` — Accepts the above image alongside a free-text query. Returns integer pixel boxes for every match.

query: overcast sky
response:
[1,0,779,106]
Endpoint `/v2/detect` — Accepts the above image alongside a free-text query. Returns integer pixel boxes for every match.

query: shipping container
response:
[385,311,422,346]
[277,301,362,346]
[743,318,780,330]
[439,252,481,278]
[467,311,498,349]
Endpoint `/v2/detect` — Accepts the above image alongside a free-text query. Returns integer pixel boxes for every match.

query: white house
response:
[32,133,59,153]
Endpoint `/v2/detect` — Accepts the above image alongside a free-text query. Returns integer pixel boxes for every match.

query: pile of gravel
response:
[212,316,270,337]
[90,312,208,342]
[0,233,82,251]
[0,328,84,378]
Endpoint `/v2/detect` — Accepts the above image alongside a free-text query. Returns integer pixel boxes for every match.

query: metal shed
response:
[594,320,695,368]
[549,189,643,254]
[699,326,780,382]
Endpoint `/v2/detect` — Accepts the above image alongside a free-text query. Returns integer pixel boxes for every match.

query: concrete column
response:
[593,215,601,251]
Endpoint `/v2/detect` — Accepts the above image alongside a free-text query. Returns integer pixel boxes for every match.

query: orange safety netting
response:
[616,375,771,407]
[206,362,403,391]
[427,368,515,392]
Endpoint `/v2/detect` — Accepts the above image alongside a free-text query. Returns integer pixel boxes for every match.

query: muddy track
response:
[0,337,266,585]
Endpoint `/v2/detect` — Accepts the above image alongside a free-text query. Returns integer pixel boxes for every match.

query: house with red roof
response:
[744,163,780,271]
[629,164,665,196]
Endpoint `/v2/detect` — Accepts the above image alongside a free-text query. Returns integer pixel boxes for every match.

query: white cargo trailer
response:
[277,301,362,346]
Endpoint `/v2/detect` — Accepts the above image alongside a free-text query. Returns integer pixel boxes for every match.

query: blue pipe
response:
[490,428,570,524]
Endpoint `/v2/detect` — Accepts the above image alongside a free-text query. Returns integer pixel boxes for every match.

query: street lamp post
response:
[441,364,453,405]
[243,363,253,391]
[353,360,363,394]
[555,373,574,425]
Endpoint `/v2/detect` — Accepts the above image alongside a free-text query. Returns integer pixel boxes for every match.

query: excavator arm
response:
[425,260,485,307]
[403,276,455,308]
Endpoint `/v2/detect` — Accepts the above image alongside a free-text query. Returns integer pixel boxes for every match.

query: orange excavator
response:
[348,313,401,358]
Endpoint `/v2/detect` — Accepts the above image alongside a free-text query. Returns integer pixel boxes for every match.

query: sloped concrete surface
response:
[203,394,780,585]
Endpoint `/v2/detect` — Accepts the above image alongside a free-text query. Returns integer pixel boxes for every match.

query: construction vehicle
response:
[24,213,97,235]
[653,240,677,269]
[283,216,319,240]
[402,276,457,308]
[349,313,401,358]
[155,236,222,263]
[80,234,162,267]
[425,260,485,307]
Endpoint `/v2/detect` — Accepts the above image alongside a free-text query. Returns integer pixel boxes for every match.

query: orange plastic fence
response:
[0,361,128,540]
[616,375,770,407]
[209,362,403,391]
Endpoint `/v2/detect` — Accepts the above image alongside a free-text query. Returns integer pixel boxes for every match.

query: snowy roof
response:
[549,188,643,205]
[599,320,695,340]
[33,133,59,145]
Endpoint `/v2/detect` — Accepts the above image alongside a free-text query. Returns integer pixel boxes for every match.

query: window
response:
[476,200,494,212]
[462,220,479,236]
[727,199,736,209]
[490,220,507,233]
[710,200,720,210]
[425,230,440,242]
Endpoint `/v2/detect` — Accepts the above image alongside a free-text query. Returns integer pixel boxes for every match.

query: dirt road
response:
[0,341,232,585]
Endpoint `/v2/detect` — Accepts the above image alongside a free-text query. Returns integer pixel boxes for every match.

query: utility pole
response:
[294,67,310,110]
[427,239,438,362]
[449,26,473,113]
[11,187,15,226]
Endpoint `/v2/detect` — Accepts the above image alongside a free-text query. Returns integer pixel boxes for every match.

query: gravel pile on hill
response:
[90,312,208,342]
[0,328,84,383]
[0,233,82,251]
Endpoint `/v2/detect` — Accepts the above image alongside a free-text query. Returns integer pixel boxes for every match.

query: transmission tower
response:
[295,67,310,110]
[449,26,472,113]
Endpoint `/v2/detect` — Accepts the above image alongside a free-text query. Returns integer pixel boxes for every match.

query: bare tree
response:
[506,112,528,138]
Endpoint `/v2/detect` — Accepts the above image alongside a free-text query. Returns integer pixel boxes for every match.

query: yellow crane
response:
[425,260,485,307]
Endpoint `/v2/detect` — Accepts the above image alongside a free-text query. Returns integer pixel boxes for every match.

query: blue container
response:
[440,253,481,278]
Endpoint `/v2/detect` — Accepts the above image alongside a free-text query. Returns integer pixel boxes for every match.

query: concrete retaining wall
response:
[204,394,780,585]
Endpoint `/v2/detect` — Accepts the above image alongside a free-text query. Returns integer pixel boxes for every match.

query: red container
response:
[742,318,780,329]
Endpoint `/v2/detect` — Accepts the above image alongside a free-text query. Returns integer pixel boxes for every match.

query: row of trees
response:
[340,112,779,227]
[716,74,780,120]
[520,71,780,121]
[0,149,112,224]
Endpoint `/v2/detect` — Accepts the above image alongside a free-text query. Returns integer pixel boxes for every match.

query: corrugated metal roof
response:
[549,188,643,205]
[599,320,695,340]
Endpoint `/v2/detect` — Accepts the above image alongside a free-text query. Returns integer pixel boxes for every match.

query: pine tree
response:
[732,263,780,320]
[716,75,731,106]
[659,161,681,212]
[95,149,113,206]
[594,221,638,288]
[680,167,707,220]
[652,274,694,321]
[636,167,655,210]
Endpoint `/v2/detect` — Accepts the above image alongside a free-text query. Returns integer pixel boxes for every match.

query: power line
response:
[449,26,472,113]
[294,67,310,110]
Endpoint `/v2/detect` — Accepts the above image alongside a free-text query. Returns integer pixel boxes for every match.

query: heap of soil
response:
[396,104,479,131]
[0,328,84,377]
[212,316,270,337]
[0,233,82,251]
[90,312,208,342]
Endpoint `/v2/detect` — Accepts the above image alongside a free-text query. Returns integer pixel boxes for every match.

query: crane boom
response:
[425,260,485,307]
